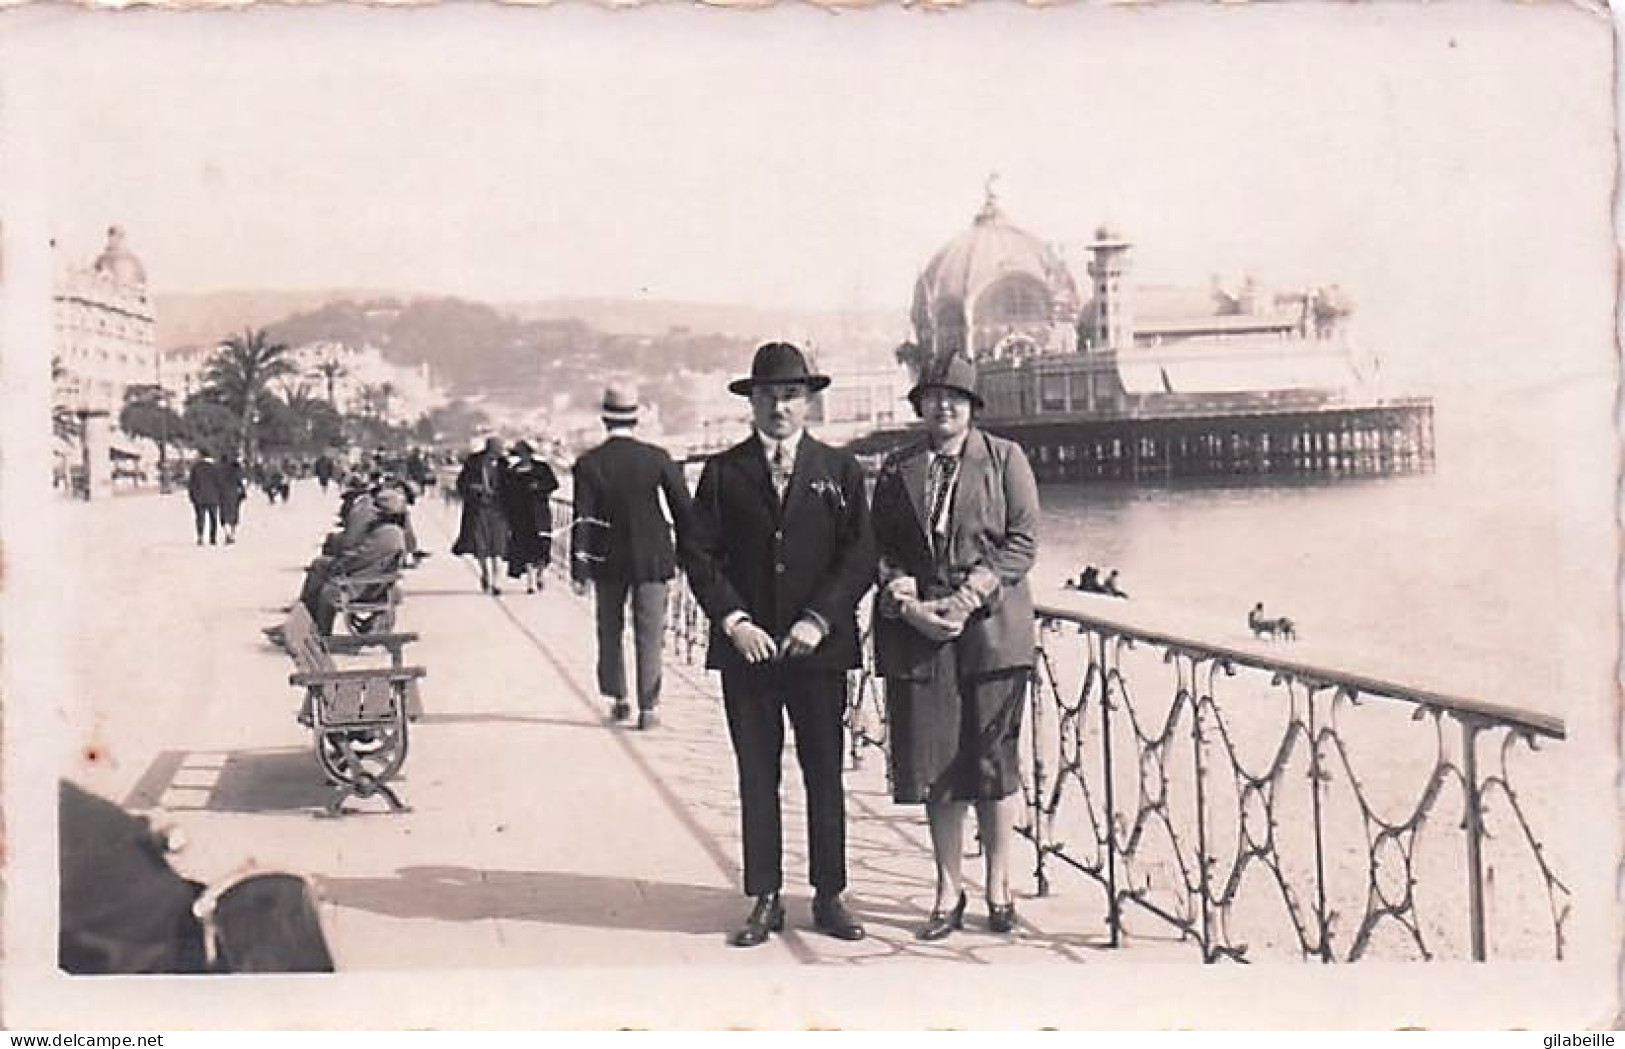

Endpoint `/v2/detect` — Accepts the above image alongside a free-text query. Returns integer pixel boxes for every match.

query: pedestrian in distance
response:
[870,354,1041,940]
[314,453,336,495]
[218,455,247,544]
[569,385,696,731]
[685,342,876,947]
[186,450,224,546]
[502,439,560,595]
[451,437,511,594]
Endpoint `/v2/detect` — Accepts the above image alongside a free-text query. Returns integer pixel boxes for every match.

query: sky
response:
[1,1,1616,398]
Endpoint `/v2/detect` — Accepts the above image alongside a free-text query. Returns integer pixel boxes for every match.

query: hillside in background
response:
[156,289,908,427]
[154,289,394,351]
[159,289,903,355]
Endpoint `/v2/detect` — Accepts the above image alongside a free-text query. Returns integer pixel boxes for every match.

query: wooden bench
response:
[275,603,425,817]
[331,568,402,636]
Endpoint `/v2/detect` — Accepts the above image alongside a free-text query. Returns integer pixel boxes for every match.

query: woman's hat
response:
[601,383,640,424]
[728,341,831,396]
[908,354,984,411]
[511,439,535,457]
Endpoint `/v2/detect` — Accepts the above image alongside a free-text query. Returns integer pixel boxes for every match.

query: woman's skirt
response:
[453,502,509,559]
[885,648,1028,804]
[505,531,553,576]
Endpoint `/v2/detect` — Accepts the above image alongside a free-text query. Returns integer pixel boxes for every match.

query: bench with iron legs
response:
[275,603,425,817]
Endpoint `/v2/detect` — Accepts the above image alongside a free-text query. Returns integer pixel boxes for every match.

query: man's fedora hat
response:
[728,341,831,397]
[601,382,640,424]
[908,354,985,411]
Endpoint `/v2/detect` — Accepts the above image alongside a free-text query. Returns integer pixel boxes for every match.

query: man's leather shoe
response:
[637,710,660,731]
[812,893,865,941]
[730,893,784,948]
[610,700,632,722]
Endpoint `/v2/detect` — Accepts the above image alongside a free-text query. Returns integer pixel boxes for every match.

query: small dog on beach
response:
[1248,602,1297,641]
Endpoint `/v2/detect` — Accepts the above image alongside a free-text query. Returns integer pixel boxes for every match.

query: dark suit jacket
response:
[187,459,228,506]
[686,432,875,673]
[571,435,694,585]
[871,427,1039,680]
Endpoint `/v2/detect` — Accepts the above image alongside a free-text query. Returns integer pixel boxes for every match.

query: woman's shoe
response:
[987,899,1018,934]
[916,892,967,942]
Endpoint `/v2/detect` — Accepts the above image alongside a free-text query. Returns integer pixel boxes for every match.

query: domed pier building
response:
[884,188,1434,482]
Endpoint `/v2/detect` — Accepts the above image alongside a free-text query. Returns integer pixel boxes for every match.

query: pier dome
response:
[910,182,1078,363]
[92,226,147,286]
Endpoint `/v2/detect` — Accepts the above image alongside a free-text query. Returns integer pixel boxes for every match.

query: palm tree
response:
[203,328,294,461]
[313,356,347,408]
[375,381,396,423]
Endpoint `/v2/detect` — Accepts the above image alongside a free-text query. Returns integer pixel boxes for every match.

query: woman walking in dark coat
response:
[452,437,511,594]
[500,440,559,594]
[870,355,1041,940]
[218,456,248,544]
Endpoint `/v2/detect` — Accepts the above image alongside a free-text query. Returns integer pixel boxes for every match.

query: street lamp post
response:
[155,352,172,494]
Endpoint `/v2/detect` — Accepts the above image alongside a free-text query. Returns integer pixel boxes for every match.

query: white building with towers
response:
[53,226,160,414]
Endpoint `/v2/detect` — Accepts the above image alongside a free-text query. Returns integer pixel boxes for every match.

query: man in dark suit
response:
[571,384,696,731]
[187,451,224,546]
[685,342,875,947]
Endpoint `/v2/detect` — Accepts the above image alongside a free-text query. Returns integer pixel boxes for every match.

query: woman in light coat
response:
[870,355,1040,940]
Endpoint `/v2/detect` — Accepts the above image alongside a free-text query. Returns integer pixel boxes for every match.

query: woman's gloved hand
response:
[900,598,962,643]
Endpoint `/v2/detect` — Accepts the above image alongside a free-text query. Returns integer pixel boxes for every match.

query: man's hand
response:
[934,586,981,631]
[900,598,962,643]
[778,616,826,659]
[570,578,590,598]
[727,618,779,664]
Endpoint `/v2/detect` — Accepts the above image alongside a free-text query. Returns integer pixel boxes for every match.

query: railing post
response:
[1098,634,1122,948]
[1027,644,1050,899]
[1187,655,1215,961]
[1307,685,1333,962]
[1461,717,1488,962]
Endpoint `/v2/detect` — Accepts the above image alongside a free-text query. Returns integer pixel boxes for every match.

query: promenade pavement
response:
[56,480,1164,972]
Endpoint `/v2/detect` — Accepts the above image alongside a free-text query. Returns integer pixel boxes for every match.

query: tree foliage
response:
[118,385,185,453]
[202,328,295,459]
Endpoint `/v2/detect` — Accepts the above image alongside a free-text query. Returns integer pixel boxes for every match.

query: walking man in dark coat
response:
[571,384,695,730]
[685,342,875,947]
[186,451,224,546]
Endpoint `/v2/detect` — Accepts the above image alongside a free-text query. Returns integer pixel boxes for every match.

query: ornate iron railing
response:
[1019,602,1568,963]
[545,495,1566,961]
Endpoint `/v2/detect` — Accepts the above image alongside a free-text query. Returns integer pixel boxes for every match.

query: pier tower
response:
[1085,225,1134,353]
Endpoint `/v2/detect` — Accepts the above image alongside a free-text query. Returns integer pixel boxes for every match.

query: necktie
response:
[927,454,959,555]
[770,442,792,501]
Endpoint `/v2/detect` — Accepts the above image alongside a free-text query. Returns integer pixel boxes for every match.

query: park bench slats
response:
[332,568,402,635]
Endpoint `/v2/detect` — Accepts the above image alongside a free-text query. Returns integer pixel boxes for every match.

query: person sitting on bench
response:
[301,489,410,635]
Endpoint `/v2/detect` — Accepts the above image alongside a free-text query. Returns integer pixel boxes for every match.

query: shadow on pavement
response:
[311,865,1110,962]
[205,747,334,812]
[123,746,334,814]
